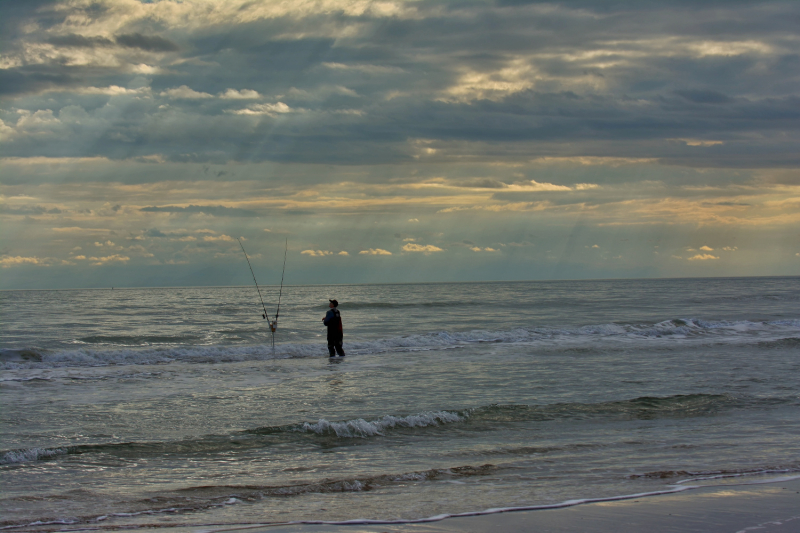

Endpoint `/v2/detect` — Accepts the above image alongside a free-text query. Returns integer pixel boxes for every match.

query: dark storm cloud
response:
[1,0,798,169]
[674,90,734,105]
[149,36,337,95]
[455,178,509,189]
[7,88,798,168]
[47,34,115,48]
[0,205,62,215]
[0,68,78,96]
[115,33,179,52]
[0,0,61,40]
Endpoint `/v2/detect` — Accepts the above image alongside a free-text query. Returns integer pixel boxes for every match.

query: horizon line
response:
[1,274,797,292]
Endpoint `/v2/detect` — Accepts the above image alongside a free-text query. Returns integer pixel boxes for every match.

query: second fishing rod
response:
[237,237,288,348]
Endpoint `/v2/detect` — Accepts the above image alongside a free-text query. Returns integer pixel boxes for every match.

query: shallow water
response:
[1,277,799,529]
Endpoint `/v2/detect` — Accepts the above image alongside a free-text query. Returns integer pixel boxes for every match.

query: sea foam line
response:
[198,474,800,530]
[3,473,799,531]
[3,317,799,369]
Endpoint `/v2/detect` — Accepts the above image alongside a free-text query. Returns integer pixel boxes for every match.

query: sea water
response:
[1,278,799,530]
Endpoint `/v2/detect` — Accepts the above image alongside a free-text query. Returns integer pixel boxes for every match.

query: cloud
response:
[202,234,235,242]
[402,244,443,253]
[722,246,738,251]
[470,247,497,252]
[359,248,392,255]
[1,1,799,288]
[670,138,725,147]
[699,245,714,251]
[322,62,404,74]
[140,205,258,217]
[687,254,719,261]
[3,1,797,168]
[338,251,349,255]
[0,256,47,267]
[0,119,13,141]
[160,86,213,99]
[51,227,114,235]
[88,254,130,265]
[47,34,115,48]
[674,89,733,105]
[228,102,293,115]
[302,250,333,256]
[145,228,167,238]
[0,204,62,215]
[220,88,261,99]
[115,33,179,52]
[45,32,179,53]
[455,178,508,189]
[127,245,154,257]
[77,86,150,96]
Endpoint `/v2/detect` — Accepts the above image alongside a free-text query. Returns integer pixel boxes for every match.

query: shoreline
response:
[197,477,800,533]
[30,476,797,533]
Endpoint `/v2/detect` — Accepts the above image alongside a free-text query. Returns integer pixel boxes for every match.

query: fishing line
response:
[274,238,288,331]
[237,238,273,331]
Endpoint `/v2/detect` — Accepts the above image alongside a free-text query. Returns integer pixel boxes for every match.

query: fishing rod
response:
[237,238,275,346]
[274,238,288,334]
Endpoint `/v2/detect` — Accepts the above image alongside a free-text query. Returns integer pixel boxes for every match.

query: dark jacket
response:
[324,308,343,340]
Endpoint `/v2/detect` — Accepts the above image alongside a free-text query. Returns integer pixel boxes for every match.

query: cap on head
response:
[329,299,339,307]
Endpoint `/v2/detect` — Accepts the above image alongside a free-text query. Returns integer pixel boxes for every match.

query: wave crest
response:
[3,317,799,370]
[297,411,465,438]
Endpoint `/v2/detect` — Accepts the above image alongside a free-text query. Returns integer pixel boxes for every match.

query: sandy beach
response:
[197,478,800,533]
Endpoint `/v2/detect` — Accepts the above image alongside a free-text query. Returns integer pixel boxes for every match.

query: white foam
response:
[675,469,800,485]
[2,318,798,370]
[0,447,68,465]
[255,475,800,527]
[299,410,465,438]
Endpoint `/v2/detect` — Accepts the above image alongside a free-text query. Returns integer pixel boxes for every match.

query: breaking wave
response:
[3,317,799,370]
[5,395,793,466]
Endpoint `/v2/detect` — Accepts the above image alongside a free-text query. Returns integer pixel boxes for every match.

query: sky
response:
[1,0,798,289]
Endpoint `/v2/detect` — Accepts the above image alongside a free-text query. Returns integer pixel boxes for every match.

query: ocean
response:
[1,277,799,530]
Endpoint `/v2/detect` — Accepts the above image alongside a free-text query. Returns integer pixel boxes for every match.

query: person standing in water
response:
[323,299,345,357]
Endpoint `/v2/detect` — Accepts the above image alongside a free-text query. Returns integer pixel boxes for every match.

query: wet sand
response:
[201,478,800,533]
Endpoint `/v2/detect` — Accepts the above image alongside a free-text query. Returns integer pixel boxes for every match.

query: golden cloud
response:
[88,254,130,265]
[402,243,443,253]
[202,234,234,242]
[0,256,44,267]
